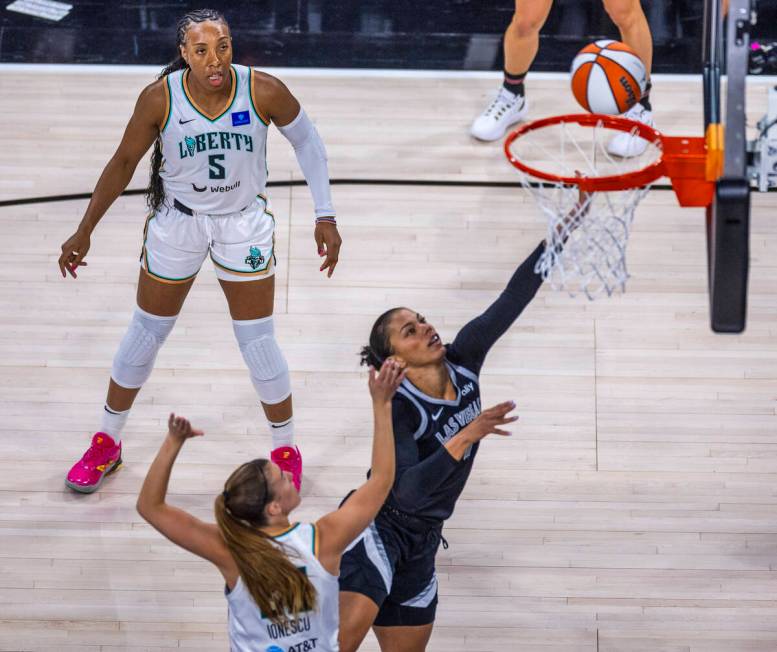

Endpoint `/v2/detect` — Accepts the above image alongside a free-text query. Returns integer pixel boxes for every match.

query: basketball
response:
[570,39,647,114]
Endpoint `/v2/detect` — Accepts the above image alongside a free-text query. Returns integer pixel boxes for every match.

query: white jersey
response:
[226,522,340,652]
[160,64,269,214]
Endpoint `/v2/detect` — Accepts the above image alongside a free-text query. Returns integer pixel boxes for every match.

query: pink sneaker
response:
[271,445,302,491]
[65,432,122,493]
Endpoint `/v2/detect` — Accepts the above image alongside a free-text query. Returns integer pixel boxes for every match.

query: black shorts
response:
[339,503,443,627]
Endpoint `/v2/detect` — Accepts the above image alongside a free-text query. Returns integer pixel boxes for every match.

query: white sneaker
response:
[607,103,654,158]
[470,88,529,142]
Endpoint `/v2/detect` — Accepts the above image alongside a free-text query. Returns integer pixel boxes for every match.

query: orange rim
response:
[504,113,666,192]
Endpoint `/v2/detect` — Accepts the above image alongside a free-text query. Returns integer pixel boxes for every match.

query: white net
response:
[507,118,662,298]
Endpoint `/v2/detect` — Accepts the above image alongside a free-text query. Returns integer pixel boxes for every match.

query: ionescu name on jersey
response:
[179,132,254,159]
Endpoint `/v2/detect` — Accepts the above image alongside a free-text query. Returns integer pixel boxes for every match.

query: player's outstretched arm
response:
[58,81,165,279]
[448,242,545,374]
[449,183,590,371]
[137,413,235,580]
[253,71,342,277]
[315,361,404,575]
[450,177,592,361]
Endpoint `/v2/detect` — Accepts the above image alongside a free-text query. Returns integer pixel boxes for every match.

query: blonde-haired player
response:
[137,360,405,651]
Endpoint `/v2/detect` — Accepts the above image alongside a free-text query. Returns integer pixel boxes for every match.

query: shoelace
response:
[485,94,516,119]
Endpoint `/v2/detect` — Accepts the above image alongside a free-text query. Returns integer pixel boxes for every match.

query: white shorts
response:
[140,195,276,284]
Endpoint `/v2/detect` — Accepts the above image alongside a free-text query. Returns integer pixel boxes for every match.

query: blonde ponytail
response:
[215,460,316,625]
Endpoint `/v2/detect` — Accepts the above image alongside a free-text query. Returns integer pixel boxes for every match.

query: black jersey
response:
[383,242,546,522]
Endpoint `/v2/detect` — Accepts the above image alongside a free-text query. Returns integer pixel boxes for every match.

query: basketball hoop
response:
[504,113,716,298]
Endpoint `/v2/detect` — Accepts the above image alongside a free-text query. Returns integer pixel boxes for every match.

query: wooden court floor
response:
[0,69,776,651]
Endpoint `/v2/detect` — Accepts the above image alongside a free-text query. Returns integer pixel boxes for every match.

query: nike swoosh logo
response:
[432,407,444,420]
[179,118,196,124]
[192,183,207,192]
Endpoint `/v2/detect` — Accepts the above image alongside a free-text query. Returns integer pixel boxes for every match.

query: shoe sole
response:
[65,457,123,494]
[605,143,650,159]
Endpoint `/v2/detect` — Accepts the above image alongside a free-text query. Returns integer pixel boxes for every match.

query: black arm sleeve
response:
[388,399,461,512]
[392,444,460,513]
[447,241,545,374]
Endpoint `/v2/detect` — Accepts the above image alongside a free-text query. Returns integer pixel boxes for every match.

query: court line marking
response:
[0,178,691,208]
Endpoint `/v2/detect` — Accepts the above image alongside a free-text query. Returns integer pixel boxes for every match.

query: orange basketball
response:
[570,40,647,114]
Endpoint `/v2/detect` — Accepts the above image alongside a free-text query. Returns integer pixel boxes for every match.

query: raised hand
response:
[463,400,519,443]
[556,171,592,239]
[573,172,593,221]
[167,413,205,442]
[367,359,406,405]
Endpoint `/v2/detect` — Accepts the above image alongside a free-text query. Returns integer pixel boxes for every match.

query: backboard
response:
[703,0,754,333]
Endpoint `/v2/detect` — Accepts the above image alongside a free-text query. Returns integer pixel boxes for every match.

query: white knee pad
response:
[111,308,178,389]
[233,317,291,405]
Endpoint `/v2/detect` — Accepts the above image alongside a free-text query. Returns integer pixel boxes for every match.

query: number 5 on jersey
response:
[209,154,226,180]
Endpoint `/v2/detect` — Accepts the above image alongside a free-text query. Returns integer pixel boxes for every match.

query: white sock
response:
[100,404,130,443]
[269,416,294,449]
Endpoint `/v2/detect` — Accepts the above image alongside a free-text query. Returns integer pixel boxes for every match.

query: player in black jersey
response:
[337,240,547,652]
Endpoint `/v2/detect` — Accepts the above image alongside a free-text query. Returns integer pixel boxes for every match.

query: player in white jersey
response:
[58,9,341,494]
[137,360,405,652]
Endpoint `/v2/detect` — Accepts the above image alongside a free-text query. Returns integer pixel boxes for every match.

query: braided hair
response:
[146,9,228,212]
